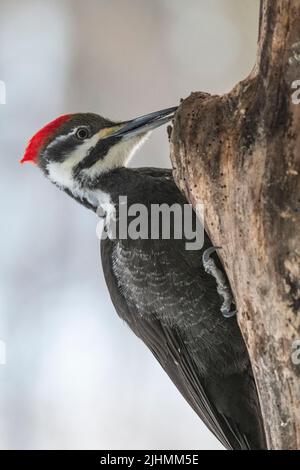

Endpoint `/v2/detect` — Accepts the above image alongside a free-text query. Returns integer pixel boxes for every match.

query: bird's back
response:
[100,167,266,450]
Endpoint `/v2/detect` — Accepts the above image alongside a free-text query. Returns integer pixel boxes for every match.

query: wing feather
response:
[100,167,265,450]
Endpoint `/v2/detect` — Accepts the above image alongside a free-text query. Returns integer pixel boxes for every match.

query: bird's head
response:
[21,107,176,192]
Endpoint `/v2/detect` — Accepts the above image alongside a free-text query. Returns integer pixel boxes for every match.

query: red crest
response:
[20,114,71,164]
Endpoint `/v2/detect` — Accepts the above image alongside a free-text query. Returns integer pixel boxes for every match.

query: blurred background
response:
[0,0,259,450]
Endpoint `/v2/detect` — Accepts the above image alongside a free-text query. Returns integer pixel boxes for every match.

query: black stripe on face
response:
[45,136,82,162]
[40,136,82,175]
[39,113,115,173]
[73,135,122,176]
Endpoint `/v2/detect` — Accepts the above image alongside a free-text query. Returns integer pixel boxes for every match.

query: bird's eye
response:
[76,127,90,140]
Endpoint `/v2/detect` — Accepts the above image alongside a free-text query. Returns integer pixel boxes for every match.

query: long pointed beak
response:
[106,106,177,139]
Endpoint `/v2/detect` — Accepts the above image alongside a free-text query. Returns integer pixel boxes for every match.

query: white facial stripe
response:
[46,131,150,192]
[76,187,115,218]
[46,128,77,150]
[81,132,150,180]
[46,132,101,189]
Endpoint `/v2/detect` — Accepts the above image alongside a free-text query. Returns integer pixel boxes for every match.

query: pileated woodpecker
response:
[21,107,266,449]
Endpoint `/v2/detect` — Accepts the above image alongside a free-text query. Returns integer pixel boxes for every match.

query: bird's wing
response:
[130,167,173,179]
[101,237,253,450]
[129,310,249,450]
[100,168,264,449]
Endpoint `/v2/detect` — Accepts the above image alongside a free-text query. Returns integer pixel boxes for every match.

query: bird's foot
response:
[202,247,237,318]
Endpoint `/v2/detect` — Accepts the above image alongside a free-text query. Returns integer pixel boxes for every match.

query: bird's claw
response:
[202,247,237,318]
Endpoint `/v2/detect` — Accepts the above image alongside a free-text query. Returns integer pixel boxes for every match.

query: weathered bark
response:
[170,0,300,450]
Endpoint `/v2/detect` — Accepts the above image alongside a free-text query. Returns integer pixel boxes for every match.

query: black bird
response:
[21,107,266,449]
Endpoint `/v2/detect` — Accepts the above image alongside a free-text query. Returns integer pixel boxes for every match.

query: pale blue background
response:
[0,0,259,450]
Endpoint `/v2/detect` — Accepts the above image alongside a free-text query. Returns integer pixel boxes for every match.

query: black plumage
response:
[98,167,266,450]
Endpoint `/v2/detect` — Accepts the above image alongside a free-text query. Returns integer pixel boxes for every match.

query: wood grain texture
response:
[170,0,300,449]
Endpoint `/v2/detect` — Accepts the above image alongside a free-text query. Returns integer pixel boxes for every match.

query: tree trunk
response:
[170,0,300,450]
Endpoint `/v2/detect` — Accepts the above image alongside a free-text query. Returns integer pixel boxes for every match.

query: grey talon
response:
[202,246,222,265]
[202,246,237,318]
